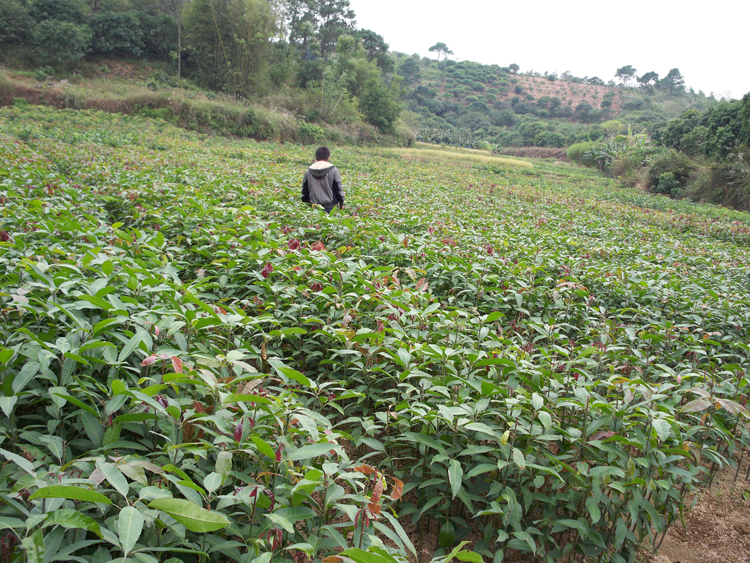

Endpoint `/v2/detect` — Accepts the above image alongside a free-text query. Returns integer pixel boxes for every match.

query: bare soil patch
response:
[642,455,750,563]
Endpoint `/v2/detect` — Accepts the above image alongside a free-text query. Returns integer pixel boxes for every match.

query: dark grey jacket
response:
[301,162,344,208]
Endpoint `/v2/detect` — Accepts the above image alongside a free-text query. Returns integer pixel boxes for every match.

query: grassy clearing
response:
[0,69,405,145]
[386,146,533,168]
[415,141,494,156]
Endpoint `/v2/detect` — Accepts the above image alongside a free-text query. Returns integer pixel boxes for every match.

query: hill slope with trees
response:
[0,0,730,151]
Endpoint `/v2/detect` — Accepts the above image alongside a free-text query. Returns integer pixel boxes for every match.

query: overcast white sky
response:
[347,0,749,100]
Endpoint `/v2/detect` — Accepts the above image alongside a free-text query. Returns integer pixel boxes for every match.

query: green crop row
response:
[0,105,749,563]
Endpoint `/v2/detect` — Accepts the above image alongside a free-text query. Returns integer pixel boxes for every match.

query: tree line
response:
[0,0,403,133]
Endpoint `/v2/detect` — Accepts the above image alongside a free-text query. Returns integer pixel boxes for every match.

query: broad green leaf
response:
[38,435,64,462]
[381,511,417,557]
[275,365,311,388]
[274,507,317,521]
[118,506,144,556]
[401,431,446,455]
[339,547,398,563]
[512,448,526,471]
[30,485,112,505]
[22,528,44,563]
[0,347,14,365]
[0,447,36,476]
[54,393,99,417]
[511,531,536,554]
[456,552,483,563]
[463,422,496,436]
[586,497,601,524]
[0,516,25,531]
[78,294,113,311]
[652,418,671,441]
[82,412,104,448]
[538,411,552,430]
[203,472,222,494]
[250,435,276,460]
[118,332,143,363]
[12,361,39,394]
[265,512,295,534]
[216,451,233,480]
[0,396,17,418]
[44,508,103,538]
[149,498,229,533]
[286,442,342,462]
[222,393,273,405]
[95,460,130,498]
[448,459,463,499]
[438,540,472,563]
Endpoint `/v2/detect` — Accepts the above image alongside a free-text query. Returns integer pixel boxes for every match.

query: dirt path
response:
[643,454,750,563]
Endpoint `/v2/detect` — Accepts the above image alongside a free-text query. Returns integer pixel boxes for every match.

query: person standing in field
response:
[301,146,345,213]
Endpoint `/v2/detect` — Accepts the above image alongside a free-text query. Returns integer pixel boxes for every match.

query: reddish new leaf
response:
[171,356,183,374]
[390,477,404,501]
[371,478,383,504]
[141,355,158,367]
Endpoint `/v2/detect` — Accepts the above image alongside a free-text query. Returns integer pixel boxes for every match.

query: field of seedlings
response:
[1,105,750,563]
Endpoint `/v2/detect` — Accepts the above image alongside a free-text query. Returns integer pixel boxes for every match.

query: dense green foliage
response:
[576,96,750,211]
[2,106,750,562]
[395,55,720,151]
[657,100,750,160]
[0,0,402,134]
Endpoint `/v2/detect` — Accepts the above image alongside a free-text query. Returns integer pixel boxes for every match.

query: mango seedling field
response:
[1,105,750,563]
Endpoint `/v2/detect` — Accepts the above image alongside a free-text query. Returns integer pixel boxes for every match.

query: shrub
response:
[138,11,176,59]
[567,141,597,163]
[29,0,84,24]
[654,172,680,195]
[298,121,324,143]
[34,19,91,68]
[622,99,645,111]
[535,130,566,148]
[90,11,144,57]
[647,148,694,188]
[34,66,54,82]
[0,0,33,43]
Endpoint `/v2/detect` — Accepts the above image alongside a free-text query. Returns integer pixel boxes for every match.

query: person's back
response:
[301,146,344,213]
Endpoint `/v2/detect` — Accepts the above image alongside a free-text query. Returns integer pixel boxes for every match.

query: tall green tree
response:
[164,0,190,77]
[428,42,452,61]
[637,71,659,86]
[398,56,421,87]
[29,0,85,23]
[34,19,92,68]
[354,28,392,72]
[660,68,685,96]
[184,0,277,94]
[615,64,636,86]
[313,0,355,60]
[0,0,33,44]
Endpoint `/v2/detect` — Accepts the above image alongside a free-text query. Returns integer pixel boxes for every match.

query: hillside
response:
[0,60,413,145]
[394,54,720,151]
